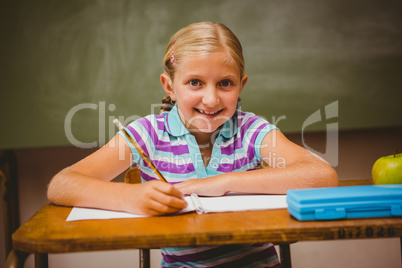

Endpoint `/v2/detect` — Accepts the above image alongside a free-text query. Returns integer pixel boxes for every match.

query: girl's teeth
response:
[199,110,218,115]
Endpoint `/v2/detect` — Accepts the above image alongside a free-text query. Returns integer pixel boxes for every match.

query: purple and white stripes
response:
[119,105,280,266]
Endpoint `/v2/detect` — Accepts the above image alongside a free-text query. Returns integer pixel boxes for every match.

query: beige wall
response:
[1,127,401,267]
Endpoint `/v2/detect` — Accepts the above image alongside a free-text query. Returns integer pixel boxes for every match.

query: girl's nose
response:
[202,88,220,107]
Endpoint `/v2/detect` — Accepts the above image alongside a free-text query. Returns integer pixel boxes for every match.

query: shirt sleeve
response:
[118,117,154,165]
[254,123,279,161]
[241,113,280,162]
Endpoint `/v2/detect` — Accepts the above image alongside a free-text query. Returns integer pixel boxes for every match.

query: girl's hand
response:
[174,176,228,197]
[124,180,188,216]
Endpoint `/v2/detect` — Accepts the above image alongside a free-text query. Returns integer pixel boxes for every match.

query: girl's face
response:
[162,51,248,138]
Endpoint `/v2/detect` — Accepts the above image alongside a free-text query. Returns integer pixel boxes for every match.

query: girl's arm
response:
[176,129,338,196]
[47,134,187,215]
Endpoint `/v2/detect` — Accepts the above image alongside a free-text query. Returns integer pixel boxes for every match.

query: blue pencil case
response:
[286,184,402,221]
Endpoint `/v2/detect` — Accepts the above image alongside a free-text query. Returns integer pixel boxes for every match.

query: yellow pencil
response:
[113,119,168,183]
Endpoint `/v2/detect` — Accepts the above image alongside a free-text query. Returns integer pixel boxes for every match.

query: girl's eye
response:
[189,79,201,87]
[219,80,232,87]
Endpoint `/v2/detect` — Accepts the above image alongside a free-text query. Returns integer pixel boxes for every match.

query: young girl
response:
[48,22,338,267]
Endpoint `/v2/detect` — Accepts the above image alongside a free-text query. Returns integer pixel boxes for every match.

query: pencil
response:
[113,119,168,183]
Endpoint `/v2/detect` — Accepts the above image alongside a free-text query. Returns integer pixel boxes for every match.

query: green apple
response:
[372,153,402,184]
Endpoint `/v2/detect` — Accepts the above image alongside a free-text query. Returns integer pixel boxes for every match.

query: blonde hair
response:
[160,22,245,112]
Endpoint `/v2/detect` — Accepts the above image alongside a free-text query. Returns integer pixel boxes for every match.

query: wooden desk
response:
[12,180,402,268]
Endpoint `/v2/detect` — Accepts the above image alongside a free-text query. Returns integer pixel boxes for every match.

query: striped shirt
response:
[120,104,281,267]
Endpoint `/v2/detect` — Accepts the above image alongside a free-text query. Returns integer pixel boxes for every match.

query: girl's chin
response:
[181,114,229,134]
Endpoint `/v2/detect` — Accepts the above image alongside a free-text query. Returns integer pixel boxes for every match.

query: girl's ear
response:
[160,74,176,101]
[239,74,248,94]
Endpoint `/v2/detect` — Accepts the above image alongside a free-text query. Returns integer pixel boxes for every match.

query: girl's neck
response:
[190,131,216,168]
[192,131,213,149]
[190,127,220,149]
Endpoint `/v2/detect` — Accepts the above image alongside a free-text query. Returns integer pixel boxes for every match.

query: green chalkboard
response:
[1,0,401,149]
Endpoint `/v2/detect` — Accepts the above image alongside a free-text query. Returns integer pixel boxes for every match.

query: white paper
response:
[194,194,288,213]
[66,207,147,221]
[66,194,287,221]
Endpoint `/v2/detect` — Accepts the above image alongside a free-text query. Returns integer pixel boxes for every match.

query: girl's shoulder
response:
[126,113,166,131]
[234,110,278,140]
[235,110,270,127]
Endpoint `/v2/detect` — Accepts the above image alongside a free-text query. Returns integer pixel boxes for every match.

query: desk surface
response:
[12,180,402,254]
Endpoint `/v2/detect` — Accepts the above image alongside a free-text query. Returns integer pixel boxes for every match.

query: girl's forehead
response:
[176,51,239,77]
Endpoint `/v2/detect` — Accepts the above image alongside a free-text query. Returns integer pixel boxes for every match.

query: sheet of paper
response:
[197,194,287,213]
[66,197,194,221]
[66,194,287,221]
[66,207,147,221]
